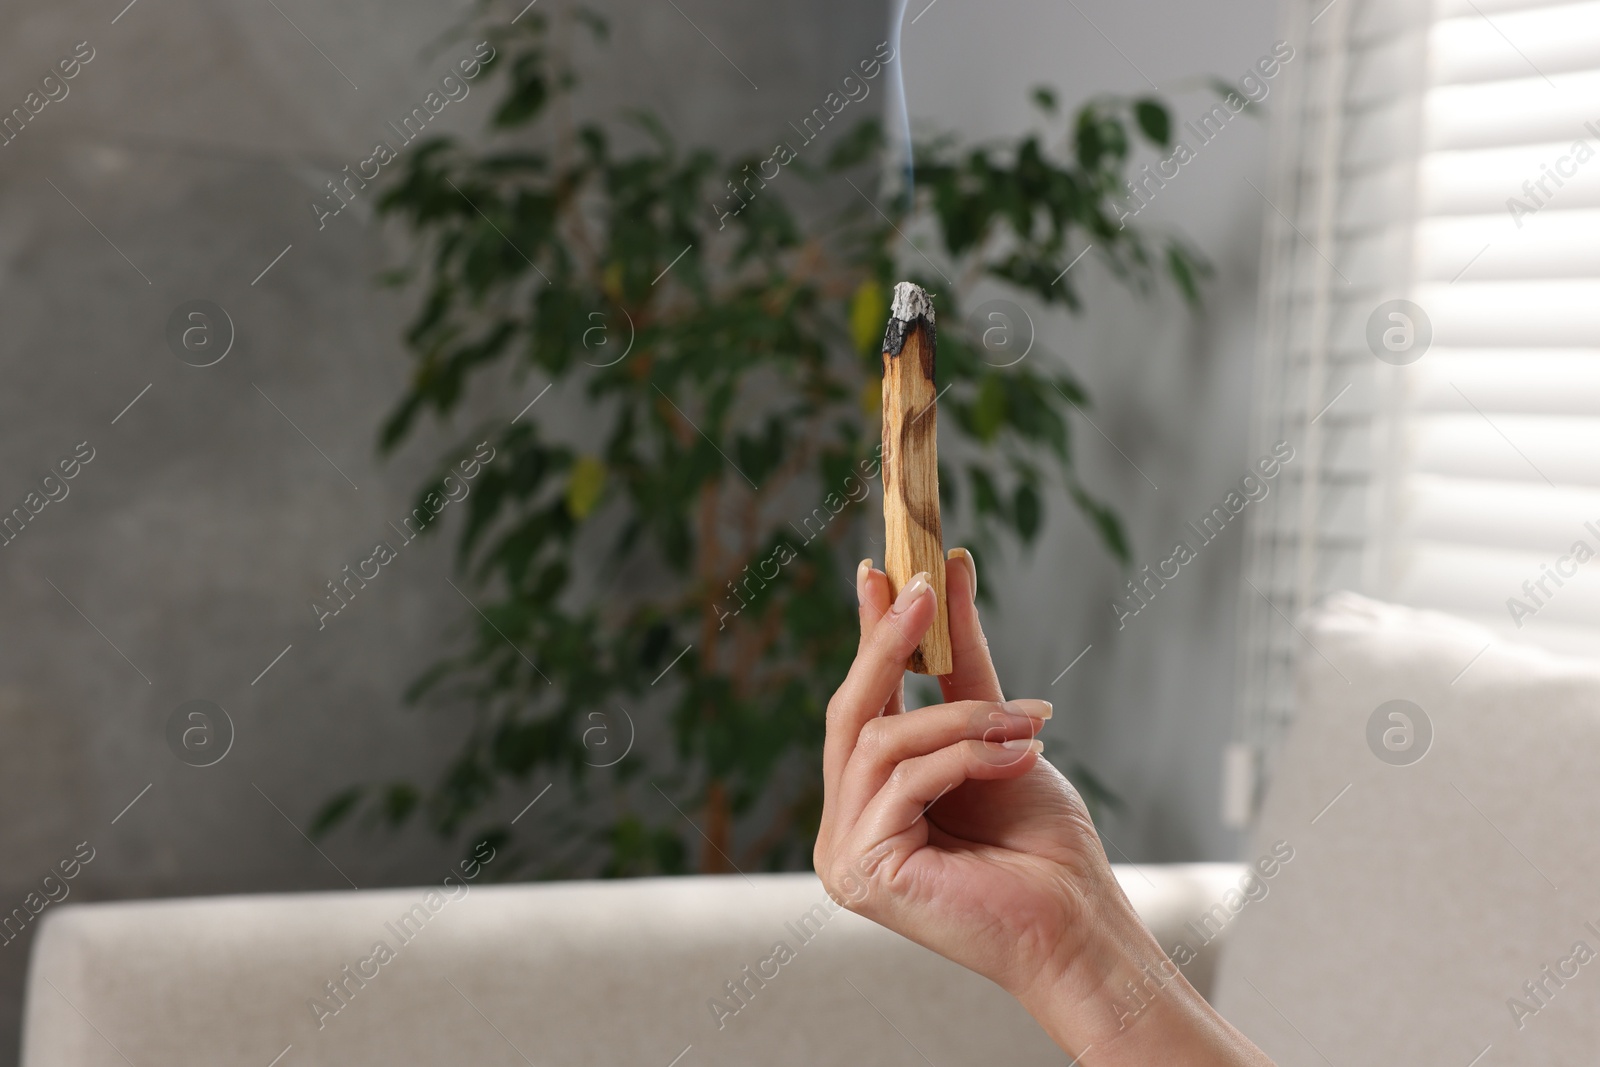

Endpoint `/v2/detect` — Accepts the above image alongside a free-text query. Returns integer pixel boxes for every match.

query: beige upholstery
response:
[21,864,1243,1066]
[1215,593,1600,1065]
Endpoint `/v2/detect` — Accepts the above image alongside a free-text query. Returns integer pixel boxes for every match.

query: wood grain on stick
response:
[881,281,952,675]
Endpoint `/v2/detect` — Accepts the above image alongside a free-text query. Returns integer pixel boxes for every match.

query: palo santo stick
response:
[881,281,952,676]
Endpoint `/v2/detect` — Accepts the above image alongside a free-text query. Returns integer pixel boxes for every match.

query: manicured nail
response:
[892,571,933,614]
[1002,699,1052,720]
[1002,738,1044,753]
[856,558,873,602]
[947,546,977,600]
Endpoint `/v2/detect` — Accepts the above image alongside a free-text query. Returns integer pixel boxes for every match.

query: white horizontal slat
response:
[1421,142,1600,218]
[1276,363,1379,418]
[1340,225,1417,278]
[1331,164,1423,228]
[1342,97,1428,171]
[1349,2,1433,39]
[1436,0,1590,17]
[1410,413,1600,486]
[1255,531,1369,552]
[1247,547,1371,598]
[1257,481,1371,540]
[1397,539,1600,628]
[1273,353,1392,376]
[1277,426,1377,477]
[1414,279,1600,346]
[1429,1,1600,86]
[1407,474,1600,552]
[1416,210,1600,281]
[1426,70,1600,151]
[1411,349,1600,413]
[1286,289,1407,352]
[1341,31,1434,106]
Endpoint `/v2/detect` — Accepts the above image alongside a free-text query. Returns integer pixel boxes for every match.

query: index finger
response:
[824,560,894,793]
[823,569,937,794]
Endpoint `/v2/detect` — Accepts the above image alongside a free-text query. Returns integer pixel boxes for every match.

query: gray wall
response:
[0,0,1279,1059]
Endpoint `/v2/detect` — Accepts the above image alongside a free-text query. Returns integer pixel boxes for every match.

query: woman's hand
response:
[813,549,1110,1000]
[813,549,1274,1065]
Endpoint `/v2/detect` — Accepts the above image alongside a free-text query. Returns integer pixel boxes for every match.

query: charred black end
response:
[882,314,937,362]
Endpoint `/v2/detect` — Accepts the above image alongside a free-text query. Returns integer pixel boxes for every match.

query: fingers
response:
[939,548,1005,705]
[823,562,927,796]
[835,698,1053,823]
[848,736,1044,857]
[856,562,905,718]
[855,558,890,656]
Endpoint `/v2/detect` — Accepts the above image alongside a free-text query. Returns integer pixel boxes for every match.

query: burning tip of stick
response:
[889,281,936,324]
[884,282,936,358]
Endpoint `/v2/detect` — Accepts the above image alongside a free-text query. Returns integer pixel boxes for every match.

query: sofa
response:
[21,864,1243,1065]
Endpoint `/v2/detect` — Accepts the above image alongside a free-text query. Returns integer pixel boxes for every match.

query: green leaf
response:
[826,118,884,171]
[971,375,1007,441]
[1014,482,1042,542]
[1070,483,1131,566]
[382,783,420,826]
[1134,99,1171,146]
[310,787,363,838]
[1031,86,1058,114]
[493,53,548,128]
[1074,108,1104,171]
[573,9,609,40]
[1166,242,1209,305]
[1071,760,1124,819]
[969,465,1007,521]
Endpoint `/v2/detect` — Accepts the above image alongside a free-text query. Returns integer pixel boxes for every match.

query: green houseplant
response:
[317,2,1209,877]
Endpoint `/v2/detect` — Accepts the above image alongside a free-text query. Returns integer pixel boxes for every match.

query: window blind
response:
[1232,0,1600,824]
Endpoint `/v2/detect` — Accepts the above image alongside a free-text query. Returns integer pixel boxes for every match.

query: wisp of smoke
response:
[885,0,914,212]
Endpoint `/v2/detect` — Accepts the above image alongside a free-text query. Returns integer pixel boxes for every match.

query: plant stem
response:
[695,473,732,873]
[704,778,731,873]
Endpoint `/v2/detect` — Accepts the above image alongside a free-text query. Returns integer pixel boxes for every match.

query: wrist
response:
[1016,893,1268,1066]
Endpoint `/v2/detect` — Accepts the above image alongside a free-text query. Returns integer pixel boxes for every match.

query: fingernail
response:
[1002,699,1052,720]
[947,546,977,600]
[891,571,932,614]
[1002,738,1044,753]
[856,558,873,602]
